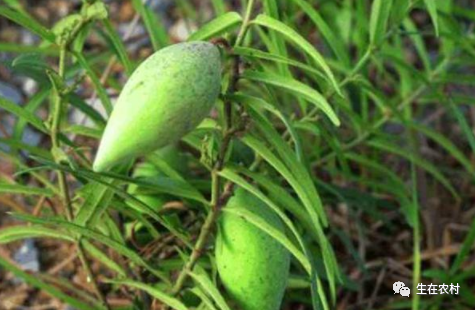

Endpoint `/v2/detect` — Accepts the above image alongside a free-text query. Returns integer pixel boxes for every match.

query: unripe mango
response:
[93,41,221,172]
[216,189,290,310]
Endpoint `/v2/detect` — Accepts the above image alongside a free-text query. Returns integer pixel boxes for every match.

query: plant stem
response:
[171,171,220,295]
[50,44,111,310]
[170,0,256,296]
[51,45,74,221]
[234,0,255,47]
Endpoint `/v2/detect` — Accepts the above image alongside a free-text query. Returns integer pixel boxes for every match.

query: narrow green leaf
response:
[101,19,134,75]
[0,96,47,133]
[242,71,340,126]
[210,0,225,15]
[0,42,58,54]
[0,138,52,159]
[240,106,339,299]
[408,122,475,177]
[368,139,459,199]
[14,214,169,282]
[252,14,341,95]
[189,287,218,310]
[74,181,116,227]
[289,0,350,66]
[188,12,242,41]
[3,0,25,12]
[0,183,54,197]
[448,97,475,154]
[64,124,102,139]
[243,105,329,226]
[234,46,326,80]
[0,256,99,310]
[240,135,339,298]
[424,0,439,36]
[69,93,106,126]
[402,18,431,73]
[112,198,160,238]
[0,151,59,195]
[73,52,113,115]
[312,275,330,310]
[369,0,394,44]
[0,226,74,244]
[13,88,50,143]
[231,166,313,234]
[261,0,292,76]
[451,217,475,274]
[131,0,169,50]
[82,240,127,277]
[29,157,189,247]
[0,6,55,42]
[189,270,231,310]
[107,280,188,310]
[229,93,303,160]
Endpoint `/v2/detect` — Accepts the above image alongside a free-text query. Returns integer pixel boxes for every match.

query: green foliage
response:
[0,0,474,309]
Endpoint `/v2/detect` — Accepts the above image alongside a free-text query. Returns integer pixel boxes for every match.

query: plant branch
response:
[50,41,111,310]
[170,0,255,296]
[50,45,74,222]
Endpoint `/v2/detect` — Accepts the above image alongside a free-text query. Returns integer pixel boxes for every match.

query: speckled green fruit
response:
[93,41,221,172]
[216,189,290,310]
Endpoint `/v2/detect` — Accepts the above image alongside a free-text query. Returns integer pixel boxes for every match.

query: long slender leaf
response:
[0,256,99,310]
[0,183,54,197]
[368,138,459,199]
[101,19,134,75]
[242,71,340,126]
[290,0,350,66]
[189,270,231,310]
[240,135,339,299]
[188,12,242,41]
[408,122,475,177]
[0,6,55,42]
[0,96,47,133]
[107,280,188,310]
[13,213,169,283]
[234,46,326,80]
[424,0,440,36]
[451,217,475,274]
[73,52,113,115]
[369,0,394,44]
[131,0,169,50]
[252,14,341,95]
[0,225,74,243]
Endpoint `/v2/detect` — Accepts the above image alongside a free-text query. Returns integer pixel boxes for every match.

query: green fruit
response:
[216,189,290,310]
[93,41,221,172]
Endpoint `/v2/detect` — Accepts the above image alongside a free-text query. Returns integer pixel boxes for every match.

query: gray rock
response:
[13,239,40,273]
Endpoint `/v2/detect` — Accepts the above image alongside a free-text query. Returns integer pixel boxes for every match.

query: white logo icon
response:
[393,281,405,294]
[400,287,411,297]
[393,282,410,297]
